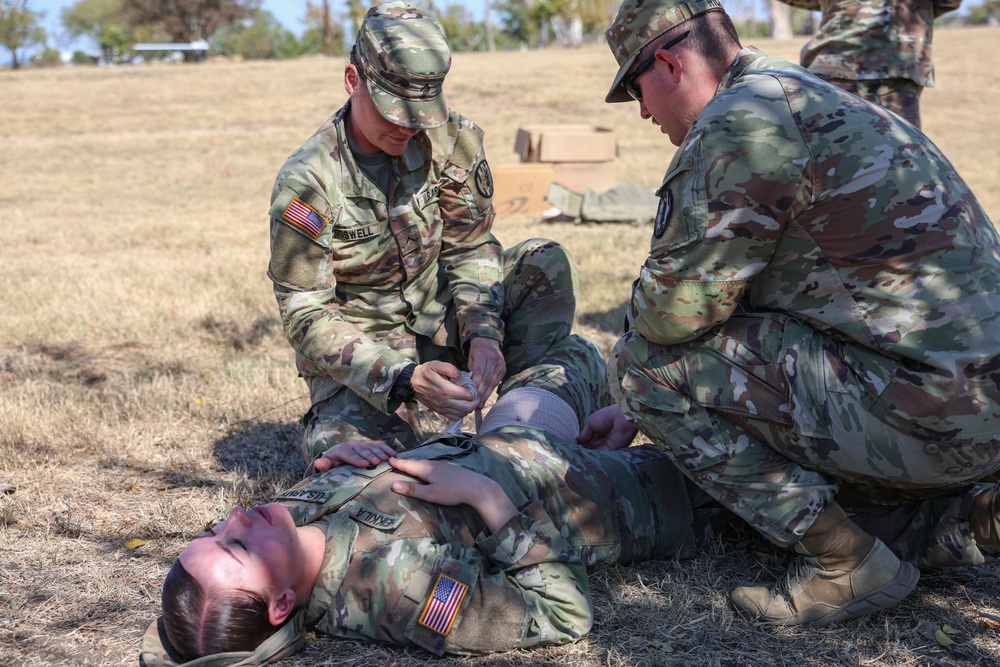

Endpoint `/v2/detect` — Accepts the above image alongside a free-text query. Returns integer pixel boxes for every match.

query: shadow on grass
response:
[578,299,630,338]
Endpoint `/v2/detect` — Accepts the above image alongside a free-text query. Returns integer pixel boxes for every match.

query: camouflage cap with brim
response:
[139,611,306,667]
[604,0,725,103]
[356,1,452,129]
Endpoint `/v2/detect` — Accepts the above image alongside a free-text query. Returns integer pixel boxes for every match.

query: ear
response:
[344,63,362,97]
[267,588,297,627]
[654,48,684,85]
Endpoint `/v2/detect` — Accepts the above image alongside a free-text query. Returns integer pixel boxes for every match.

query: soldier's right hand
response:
[578,405,639,451]
[314,440,397,471]
[412,360,478,421]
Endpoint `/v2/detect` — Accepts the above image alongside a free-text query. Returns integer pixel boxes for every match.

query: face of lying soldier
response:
[179,504,305,611]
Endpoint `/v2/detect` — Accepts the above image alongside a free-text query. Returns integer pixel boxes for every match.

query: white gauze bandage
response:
[477,387,579,443]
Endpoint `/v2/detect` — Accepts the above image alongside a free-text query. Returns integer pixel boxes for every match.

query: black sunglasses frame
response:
[622,30,692,102]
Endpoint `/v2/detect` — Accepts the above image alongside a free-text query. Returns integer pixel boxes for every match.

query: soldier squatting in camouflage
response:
[779,0,962,127]
[604,0,1000,569]
[268,2,577,461]
[139,335,702,664]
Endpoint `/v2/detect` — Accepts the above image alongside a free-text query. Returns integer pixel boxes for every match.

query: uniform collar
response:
[334,101,430,203]
[303,512,358,628]
[716,46,768,94]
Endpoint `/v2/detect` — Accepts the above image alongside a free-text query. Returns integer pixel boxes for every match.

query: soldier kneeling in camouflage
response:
[140,335,707,665]
[596,0,1000,629]
[268,1,578,466]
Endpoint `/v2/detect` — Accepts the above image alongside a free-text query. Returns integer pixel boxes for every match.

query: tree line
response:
[1,0,997,69]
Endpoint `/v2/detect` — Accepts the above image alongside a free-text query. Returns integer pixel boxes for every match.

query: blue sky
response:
[28,0,487,52]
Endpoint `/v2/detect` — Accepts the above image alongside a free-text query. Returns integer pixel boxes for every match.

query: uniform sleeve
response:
[437,116,505,346]
[628,78,811,346]
[269,215,411,413]
[439,499,592,652]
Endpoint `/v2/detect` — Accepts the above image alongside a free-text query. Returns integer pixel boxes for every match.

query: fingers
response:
[313,442,397,472]
[313,454,333,472]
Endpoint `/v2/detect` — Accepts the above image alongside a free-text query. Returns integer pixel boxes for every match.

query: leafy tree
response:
[0,0,46,69]
[966,0,1000,25]
[123,0,260,58]
[211,8,297,58]
[437,3,484,52]
[345,0,366,39]
[61,0,131,63]
[302,0,345,56]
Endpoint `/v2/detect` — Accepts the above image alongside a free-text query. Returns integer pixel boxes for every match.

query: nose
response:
[223,506,252,532]
[638,100,652,120]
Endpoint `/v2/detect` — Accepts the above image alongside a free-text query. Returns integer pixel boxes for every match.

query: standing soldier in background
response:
[779,0,962,127]
[267,1,577,465]
[593,0,1000,629]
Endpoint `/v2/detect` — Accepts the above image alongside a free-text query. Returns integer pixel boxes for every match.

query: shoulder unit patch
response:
[282,198,329,239]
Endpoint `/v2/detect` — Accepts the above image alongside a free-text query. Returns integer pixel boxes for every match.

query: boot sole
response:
[803,560,920,628]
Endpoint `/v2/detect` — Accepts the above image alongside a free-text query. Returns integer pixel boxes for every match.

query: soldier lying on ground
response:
[140,335,707,665]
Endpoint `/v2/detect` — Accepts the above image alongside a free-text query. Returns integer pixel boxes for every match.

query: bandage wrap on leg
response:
[478,387,579,443]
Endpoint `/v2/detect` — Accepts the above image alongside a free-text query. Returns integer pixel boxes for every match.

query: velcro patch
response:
[282,198,329,239]
[349,502,403,531]
[417,574,468,636]
[274,487,333,504]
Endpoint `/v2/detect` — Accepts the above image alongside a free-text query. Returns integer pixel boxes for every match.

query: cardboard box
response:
[515,125,618,163]
[552,161,617,194]
[492,163,555,217]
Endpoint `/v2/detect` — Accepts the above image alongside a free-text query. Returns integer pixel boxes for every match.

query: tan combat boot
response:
[730,502,919,627]
[970,488,1000,554]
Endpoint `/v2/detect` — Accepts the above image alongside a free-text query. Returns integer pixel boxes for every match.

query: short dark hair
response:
[638,10,741,68]
[161,559,275,660]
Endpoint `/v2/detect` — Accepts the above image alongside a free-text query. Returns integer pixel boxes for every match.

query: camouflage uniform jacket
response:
[273,429,695,655]
[633,47,1000,437]
[783,0,961,86]
[267,102,502,412]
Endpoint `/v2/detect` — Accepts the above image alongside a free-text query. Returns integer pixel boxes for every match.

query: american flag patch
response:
[282,198,328,239]
[417,574,468,636]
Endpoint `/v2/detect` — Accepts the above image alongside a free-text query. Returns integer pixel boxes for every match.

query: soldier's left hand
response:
[389,456,517,532]
[468,336,505,409]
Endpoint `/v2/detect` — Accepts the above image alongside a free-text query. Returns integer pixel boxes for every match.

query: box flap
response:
[514,125,617,163]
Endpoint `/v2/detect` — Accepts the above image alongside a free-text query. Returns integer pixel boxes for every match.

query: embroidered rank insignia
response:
[474,160,494,198]
[282,198,328,239]
[653,190,672,239]
[417,574,468,636]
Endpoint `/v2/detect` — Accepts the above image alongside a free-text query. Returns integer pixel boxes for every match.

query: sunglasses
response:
[622,30,691,102]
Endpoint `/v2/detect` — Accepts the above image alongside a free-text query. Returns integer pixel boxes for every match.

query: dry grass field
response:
[2,25,1000,667]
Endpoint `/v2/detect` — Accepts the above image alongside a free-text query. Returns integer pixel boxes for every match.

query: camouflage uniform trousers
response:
[302,237,579,461]
[821,76,923,128]
[610,313,1000,569]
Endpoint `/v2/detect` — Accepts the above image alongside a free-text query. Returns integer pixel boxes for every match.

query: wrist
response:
[389,364,417,403]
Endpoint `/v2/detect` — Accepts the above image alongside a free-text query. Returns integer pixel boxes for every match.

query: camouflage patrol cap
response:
[138,610,306,667]
[355,1,452,129]
[604,0,725,103]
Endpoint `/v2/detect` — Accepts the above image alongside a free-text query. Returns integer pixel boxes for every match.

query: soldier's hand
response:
[314,441,396,472]
[412,361,478,420]
[578,405,638,451]
[389,457,517,532]
[467,337,505,410]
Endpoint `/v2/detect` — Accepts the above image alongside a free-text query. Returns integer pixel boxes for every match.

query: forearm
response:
[276,285,411,410]
[439,203,504,342]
